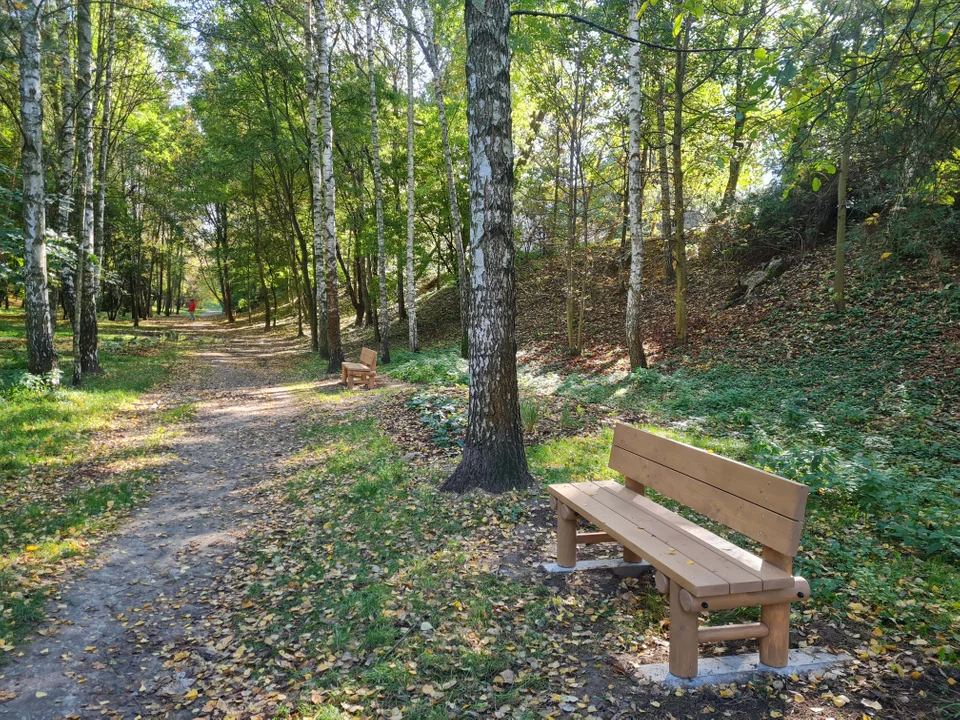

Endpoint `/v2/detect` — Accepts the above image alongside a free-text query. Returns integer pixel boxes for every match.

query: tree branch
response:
[510,9,758,53]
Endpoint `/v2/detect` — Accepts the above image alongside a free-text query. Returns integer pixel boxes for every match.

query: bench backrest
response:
[360,347,377,370]
[608,423,808,557]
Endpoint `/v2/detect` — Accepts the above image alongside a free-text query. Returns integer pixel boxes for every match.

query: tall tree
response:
[417,0,468,359]
[18,0,59,377]
[83,0,117,375]
[625,0,647,370]
[404,0,419,352]
[672,14,691,346]
[443,0,532,493]
[55,0,77,326]
[367,3,390,363]
[73,0,96,384]
[305,0,328,355]
[655,67,674,283]
[316,0,344,372]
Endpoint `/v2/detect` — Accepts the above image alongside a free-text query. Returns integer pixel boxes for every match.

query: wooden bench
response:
[341,347,378,389]
[548,422,811,680]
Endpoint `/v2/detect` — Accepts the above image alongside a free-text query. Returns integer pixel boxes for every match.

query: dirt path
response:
[0,321,320,719]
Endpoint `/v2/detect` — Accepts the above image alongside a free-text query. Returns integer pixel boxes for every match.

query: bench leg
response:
[759,547,792,668]
[556,503,578,568]
[347,374,355,390]
[367,374,375,390]
[342,366,347,384]
[669,581,699,679]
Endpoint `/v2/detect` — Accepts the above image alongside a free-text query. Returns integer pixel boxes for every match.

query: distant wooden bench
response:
[548,422,811,680]
[341,347,378,389]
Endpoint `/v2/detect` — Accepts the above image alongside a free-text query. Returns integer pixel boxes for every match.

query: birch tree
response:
[73,0,96,384]
[82,0,117,375]
[19,0,59,377]
[404,0,419,352]
[443,0,532,493]
[625,0,647,370]
[672,14,691,346]
[316,0,344,372]
[305,0,329,356]
[367,3,390,363]
[417,0,468,359]
[56,0,76,325]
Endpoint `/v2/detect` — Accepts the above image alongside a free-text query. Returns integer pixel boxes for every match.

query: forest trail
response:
[0,319,323,719]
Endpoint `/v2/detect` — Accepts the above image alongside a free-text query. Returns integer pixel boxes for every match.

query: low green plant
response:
[406,391,466,447]
[386,348,468,387]
[519,398,540,433]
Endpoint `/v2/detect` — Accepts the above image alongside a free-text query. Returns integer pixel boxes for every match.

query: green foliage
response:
[406,391,466,447]
[387,349,468,387]
[519,398,540,433]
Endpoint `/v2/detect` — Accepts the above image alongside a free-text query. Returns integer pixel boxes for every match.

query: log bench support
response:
[549,422,812,680]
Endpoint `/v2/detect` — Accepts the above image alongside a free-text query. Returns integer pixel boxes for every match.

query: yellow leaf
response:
[184,689,198,702]
[880,252,892,260]
[25,545,39,552]
[832,694,850,707]
[35,691,47,698]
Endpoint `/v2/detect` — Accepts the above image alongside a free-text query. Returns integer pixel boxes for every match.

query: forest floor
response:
[1,273,959,718]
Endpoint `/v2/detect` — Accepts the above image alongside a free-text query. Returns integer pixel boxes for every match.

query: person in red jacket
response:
[188,299,197,321]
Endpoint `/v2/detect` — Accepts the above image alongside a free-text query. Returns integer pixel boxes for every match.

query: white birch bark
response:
[56,0,76,328]
[73,0,95,384]
[305,0,328,356]
[56,0,76,236]
[625,0,647,370]
[19,0,59,377]
[82,0,114,374]
[316,0,343,372]
[366,3,390,363]
[417,0,468,358]
[404,0,419,352]
[442,0,531,493]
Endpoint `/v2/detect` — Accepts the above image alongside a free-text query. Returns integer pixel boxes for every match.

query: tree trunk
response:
[367,5,391,363]
[251,164,271,330]
[443,0,532,494]
[216,202,235,322]
[404,0,419,352]
[305,0,328,357]
[672,17,691,345]
[316,0,343,373]
[565,42,582,356]
[834,91,857,313]
[55,0,76,331]
[418,0,468,358]
[656,67,675,284]
[73,0,95,385]
[625,0,648,370]
[82,0,115,374]
[19,0,59,377]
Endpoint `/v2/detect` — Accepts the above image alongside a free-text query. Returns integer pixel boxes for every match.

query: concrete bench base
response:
[632,648,852,688]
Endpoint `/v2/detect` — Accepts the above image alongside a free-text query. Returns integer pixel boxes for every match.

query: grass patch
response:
[0,309,189,651]
[385,347,468,387]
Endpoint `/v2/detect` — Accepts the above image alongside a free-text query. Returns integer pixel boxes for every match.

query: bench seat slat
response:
[343,362,373,372]
[549,483,730,596]
[581,481,765,593]
[609,445,804,557]
[592,481,795,591]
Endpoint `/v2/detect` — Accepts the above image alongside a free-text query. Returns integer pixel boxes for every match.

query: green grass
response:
[385,347,468,387]
[0,309,189,651]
